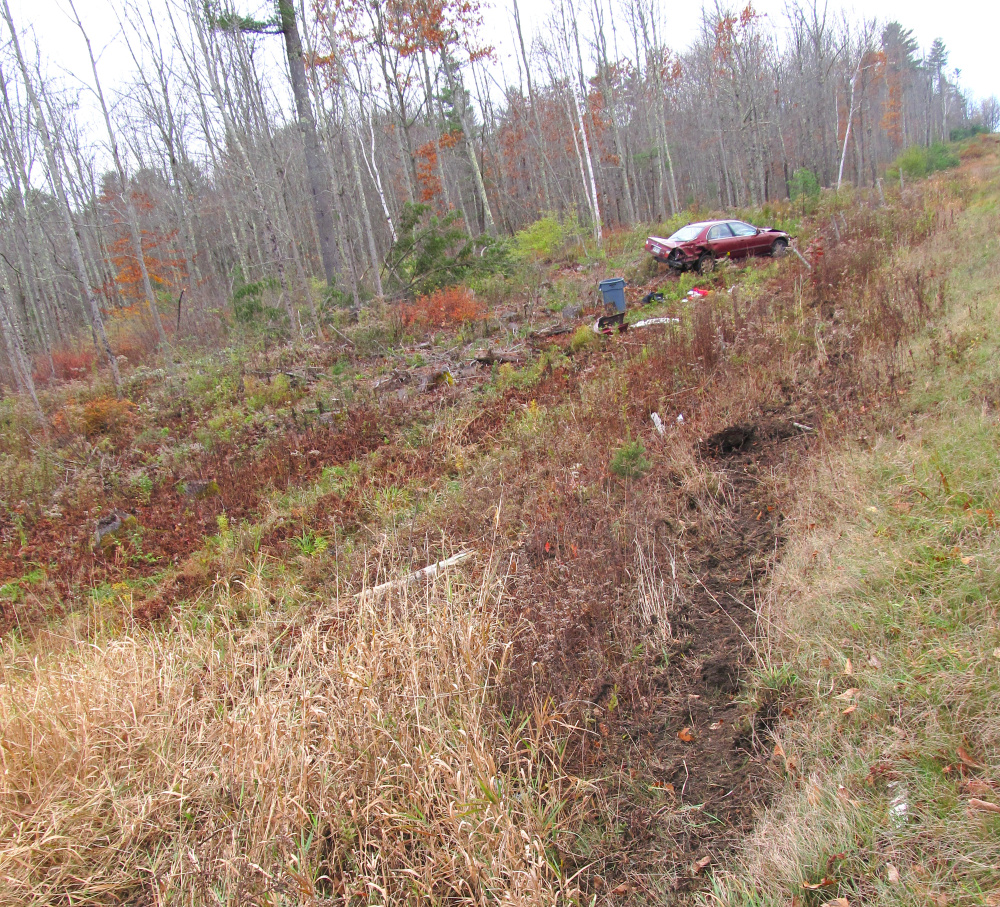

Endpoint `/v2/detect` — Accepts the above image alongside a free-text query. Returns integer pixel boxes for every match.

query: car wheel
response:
[771,238,788,257]
[697,252,715,274]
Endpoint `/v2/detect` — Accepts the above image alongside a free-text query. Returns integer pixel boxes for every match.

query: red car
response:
[645,220,789,273]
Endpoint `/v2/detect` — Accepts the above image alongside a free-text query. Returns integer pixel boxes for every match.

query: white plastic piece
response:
[887,781,908,828]
[651,412,665,436]
[357,550,474,601]
[633,317,681,329]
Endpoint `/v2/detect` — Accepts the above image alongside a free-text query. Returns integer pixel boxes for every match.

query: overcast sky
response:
[6,0,999,155]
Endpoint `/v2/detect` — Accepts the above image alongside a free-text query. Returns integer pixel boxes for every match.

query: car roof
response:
[648,219,752,240]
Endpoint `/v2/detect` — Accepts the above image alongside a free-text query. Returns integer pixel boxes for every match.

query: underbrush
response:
[888,141,961,182]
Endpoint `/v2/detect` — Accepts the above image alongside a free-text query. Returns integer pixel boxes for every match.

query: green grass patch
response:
[708,156,1000,907]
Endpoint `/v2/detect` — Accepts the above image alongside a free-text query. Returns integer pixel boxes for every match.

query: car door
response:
[727,221,759,258]
[706,222,735,259]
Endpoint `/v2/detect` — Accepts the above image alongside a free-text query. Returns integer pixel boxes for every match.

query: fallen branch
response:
[357,550,475,601]
[790,245,812,270]
[473,349,523,366]
[532,323,572,339]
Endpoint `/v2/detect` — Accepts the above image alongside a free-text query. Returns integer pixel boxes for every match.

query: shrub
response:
[512,213,583,263]
[401,286,485,329]
[610,439,651,479]
[34,347,96,383]
[789,168,821,201]
[231,267,284,333]
[82,397,137,438]
[244,374,296,411]
[111,331,157,366]
[887,142,960,181]
[949,124,988,142]
[569,324,597,353]
[385,202,510,298]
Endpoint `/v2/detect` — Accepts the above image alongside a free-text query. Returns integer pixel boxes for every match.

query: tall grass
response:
[0,558,578,905]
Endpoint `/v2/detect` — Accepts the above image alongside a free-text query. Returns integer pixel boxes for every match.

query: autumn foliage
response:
[98,188,186,307]
[81,397,138,439]
[33,347,97,384]
[401,286,485,328]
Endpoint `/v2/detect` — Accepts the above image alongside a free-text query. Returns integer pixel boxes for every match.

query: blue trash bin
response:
[598,277,627,314]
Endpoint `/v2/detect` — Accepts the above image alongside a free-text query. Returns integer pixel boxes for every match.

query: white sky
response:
[6,0,999,158]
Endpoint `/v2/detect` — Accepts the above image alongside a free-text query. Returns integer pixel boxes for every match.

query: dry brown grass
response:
[0,556,582,905]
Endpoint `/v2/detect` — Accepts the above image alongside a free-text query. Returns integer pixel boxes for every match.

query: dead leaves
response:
[772,740,798,775]
[801,877,838,891]
[836,785,862,807]
[967,797,1000,815]
[691,854,711,874]
[834,687,860,715]
[677,726,696,743]
[956,746,985,770]
[964,778,995,796]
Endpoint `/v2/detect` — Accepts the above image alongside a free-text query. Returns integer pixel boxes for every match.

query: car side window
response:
[707,224,733,240]
[729,221,757,237]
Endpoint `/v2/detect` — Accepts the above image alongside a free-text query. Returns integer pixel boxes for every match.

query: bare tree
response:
[67,0,169,350]
[1,0,121,389]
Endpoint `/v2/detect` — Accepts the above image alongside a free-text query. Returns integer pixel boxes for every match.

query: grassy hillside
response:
[710,140,1000,907]
[0,135,997,905]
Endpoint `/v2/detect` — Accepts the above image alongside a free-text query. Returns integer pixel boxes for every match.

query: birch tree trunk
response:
[592,0,636,224]
[512,0,553,212]
[188,0,298,334]
[0,267,44,420]
[557,0,601,241]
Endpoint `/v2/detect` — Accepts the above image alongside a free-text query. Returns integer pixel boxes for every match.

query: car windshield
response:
[667,225,702,242]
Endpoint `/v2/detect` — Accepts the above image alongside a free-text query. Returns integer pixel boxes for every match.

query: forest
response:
[0,0,995,389]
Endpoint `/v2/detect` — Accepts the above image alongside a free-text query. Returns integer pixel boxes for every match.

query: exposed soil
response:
[500,410,813,898]
[0,407,392,629]
[0,368,574,631]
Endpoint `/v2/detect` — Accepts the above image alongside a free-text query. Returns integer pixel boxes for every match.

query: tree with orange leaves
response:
[327,0,496,234]
[99,188,186,312]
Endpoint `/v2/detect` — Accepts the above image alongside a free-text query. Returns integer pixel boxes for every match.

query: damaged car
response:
[645,220,789,273]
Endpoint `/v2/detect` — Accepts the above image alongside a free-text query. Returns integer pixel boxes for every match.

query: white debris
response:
[677,414,685,424]
[651,412,665,436]
[633,316,681,329]
[887,781,908,828]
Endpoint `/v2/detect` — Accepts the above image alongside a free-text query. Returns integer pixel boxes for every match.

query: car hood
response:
[646,236,686,249]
